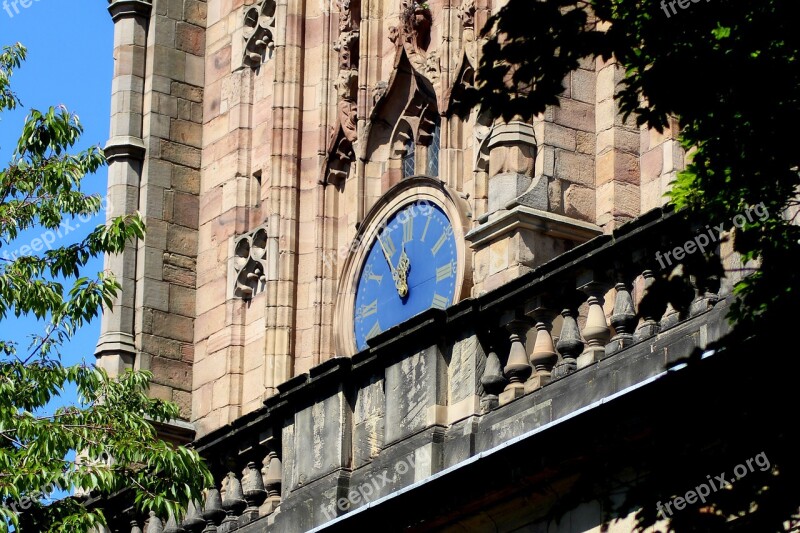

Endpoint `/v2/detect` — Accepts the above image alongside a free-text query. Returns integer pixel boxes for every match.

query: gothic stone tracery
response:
[243,0,277,68]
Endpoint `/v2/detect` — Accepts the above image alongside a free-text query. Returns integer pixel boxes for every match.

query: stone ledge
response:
[104,135,146,162]
[467,205,603,248]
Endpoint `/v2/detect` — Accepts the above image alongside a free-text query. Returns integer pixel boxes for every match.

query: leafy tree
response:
[0,43,211,532]
[458,0,799,530]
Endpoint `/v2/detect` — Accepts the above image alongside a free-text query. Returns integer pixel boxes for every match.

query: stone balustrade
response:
[102,207,737,532]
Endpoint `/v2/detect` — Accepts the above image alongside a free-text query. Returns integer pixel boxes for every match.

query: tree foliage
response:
[458,0,800,530]
[0,43,212,532]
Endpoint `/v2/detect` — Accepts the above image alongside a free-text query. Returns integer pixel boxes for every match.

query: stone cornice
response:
[107,0,152,21]
[467,205,603,247]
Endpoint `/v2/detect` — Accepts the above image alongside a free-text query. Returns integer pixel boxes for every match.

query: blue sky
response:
[1,3,114,389]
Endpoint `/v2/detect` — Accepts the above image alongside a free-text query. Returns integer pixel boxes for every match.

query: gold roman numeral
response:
[357,300,378,321]
[367,321,382,339]
[403,215,414,243]
[382,233,396,257]
[431,293,448,309]
[421,213,433,242]
[436,262,455,282]
[431,231,448,256]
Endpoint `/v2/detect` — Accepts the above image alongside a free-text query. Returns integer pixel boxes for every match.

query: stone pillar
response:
[95,0,151,376]
[595,58,640,231]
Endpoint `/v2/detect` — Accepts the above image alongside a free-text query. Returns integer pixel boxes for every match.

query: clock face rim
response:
[334,177,471,356]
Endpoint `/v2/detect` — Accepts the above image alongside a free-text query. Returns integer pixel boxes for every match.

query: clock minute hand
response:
[376,233,399,280]
[376,233,408,297]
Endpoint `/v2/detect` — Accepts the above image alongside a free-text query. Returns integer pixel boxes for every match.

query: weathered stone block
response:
[385,346,446,446]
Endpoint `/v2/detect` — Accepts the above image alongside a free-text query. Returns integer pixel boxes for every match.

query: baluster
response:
[661,300,679,329]
[145,512,164,533]
[480,345,506,412]
[181,500,205,533]
[578,280,610,367]
[634,269,660,342]
[607,281,636,354]
[241,461,267,522]
[201,489,225,533]
[553,308,583,378]
[130,521,143,533]
[500,318,533,405]
[525,307,557,392]
[689,273,718,316]
[164,510,186,533]
[263,453,282,513]
[220,472,245,532]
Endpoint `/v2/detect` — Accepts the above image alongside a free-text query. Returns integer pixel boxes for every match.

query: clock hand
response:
[376,233,397,278]
[395,246,410,297]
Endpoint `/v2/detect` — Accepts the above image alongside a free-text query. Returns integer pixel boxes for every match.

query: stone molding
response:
[466,205,602,248]
[104,135,146,163]
[107,0,151,21]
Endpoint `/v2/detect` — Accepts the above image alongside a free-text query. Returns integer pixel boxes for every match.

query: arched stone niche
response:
[364,50,441,194]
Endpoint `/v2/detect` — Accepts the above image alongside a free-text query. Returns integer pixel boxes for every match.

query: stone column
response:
[95,0,151,376]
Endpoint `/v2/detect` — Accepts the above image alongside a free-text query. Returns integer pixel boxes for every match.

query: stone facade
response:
[98,0,685,435]
[91,1,782,532]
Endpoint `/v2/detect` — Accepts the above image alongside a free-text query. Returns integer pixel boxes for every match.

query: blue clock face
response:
[354,201,458,351]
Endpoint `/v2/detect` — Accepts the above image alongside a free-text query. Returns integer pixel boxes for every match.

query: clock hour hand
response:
[376,233,409,298]
[376,233,397,278]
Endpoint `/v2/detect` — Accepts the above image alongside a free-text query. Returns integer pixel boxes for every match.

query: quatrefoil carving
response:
[243,0,277,68]
[233,226,269,299]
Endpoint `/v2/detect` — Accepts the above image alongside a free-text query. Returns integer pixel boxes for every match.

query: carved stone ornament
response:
[232,225,269,299]
[243,0,277,68]
[388,1,439,85]
[323,0,362,184]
